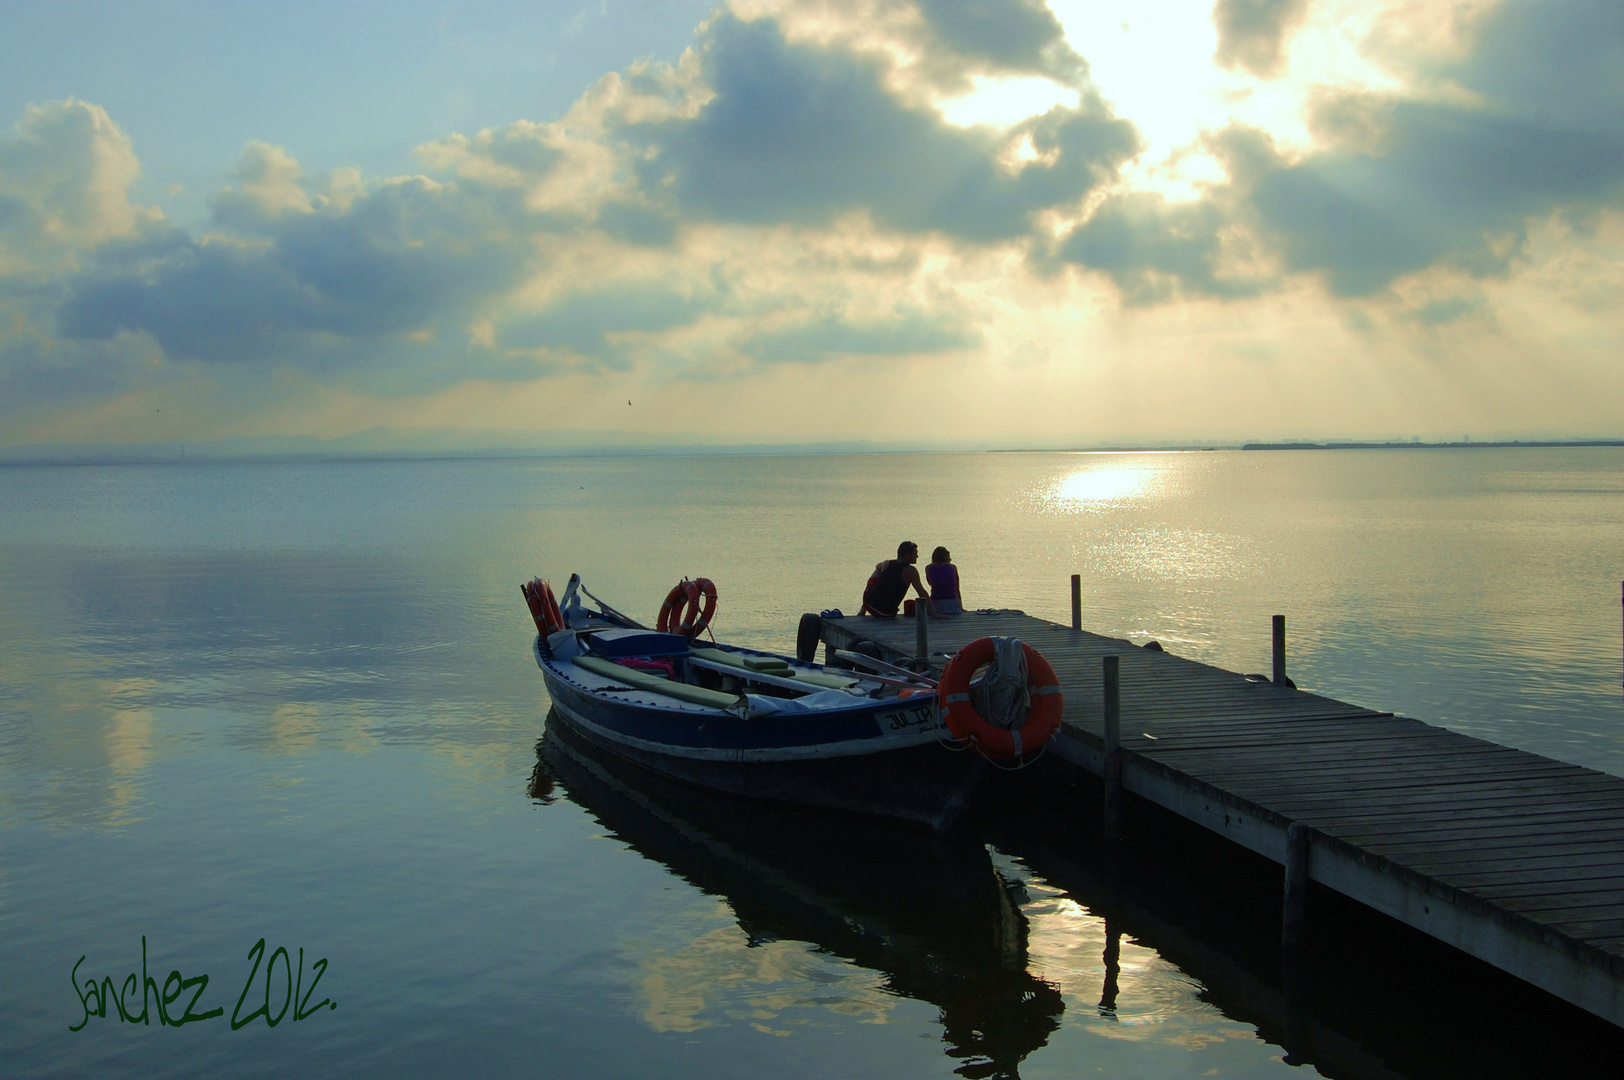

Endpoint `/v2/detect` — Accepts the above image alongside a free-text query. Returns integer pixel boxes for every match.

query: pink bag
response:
[613,656,676,679]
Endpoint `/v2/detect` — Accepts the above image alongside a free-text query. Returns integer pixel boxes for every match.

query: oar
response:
[831,650,938,688]
[579,583,649,629]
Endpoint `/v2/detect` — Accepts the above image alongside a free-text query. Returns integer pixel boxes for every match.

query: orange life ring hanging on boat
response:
[521,580,545,632]
[522,578,566,636]
[937,637,1062,759]
[657,577,718,639]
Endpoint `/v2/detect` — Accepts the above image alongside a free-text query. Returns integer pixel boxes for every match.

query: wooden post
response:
[1282,821,1311,947]
[1071,574,1082,631]
[1272,615,1287,686]
[915,597,928,659]
[1103,655,1122,843]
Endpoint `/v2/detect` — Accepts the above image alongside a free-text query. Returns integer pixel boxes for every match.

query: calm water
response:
[3,449,1623,1078]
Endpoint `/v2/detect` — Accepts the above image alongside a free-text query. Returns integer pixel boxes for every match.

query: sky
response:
[1,0,1621,452]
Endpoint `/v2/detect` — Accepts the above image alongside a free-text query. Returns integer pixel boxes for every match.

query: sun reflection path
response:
[1033,459,1169,513]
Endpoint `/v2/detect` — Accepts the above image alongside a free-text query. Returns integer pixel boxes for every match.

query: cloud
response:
[594,200,679,246]
[742,0,1092,93]
[1409,294,1485,327]
[4,4,1142,421]
[55,152,535,368]
[1094,0,1624,301]
[209,142,314,225]
[0,335,124,408]
[1212,0,1310,78]
[741,305,978,363]
[626,13,1138,242]
[0,101,168,417]
[1055,192,1263,303]
[415,120,565,190]
[915,0,1089,86]
[6,0,1622,449]
[1248,0,1624,295]
[0,99,157,273]
[498,283,712,364]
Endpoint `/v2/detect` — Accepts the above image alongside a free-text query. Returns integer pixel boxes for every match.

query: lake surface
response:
[3,448,1623,1078]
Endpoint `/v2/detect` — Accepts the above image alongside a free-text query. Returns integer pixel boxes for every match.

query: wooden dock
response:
[819,608,1624,1029]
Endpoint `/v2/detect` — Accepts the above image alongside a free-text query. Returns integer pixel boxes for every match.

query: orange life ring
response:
[657,577,718,639]
[541,580,565,634]
[522,578,566,636]
[937,637,1062,759]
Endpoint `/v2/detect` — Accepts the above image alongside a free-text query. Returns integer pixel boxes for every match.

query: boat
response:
[532,717,1064,1073]
[522,573,985,831]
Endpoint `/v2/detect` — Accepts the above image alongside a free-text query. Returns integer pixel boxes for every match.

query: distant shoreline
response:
[994,439,1624,453]
[1239,439,1624,451]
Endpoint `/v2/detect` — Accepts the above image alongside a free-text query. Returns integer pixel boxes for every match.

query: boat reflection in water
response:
[532,712,1064,1079]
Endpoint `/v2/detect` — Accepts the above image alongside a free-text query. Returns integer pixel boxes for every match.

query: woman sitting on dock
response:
[860,541,934,618]
[926,546,961,616]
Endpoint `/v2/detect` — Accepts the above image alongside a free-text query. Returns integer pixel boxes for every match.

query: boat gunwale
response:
[535,634,922,721]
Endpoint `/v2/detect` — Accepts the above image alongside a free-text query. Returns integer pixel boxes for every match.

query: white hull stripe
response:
[549,698,944,763]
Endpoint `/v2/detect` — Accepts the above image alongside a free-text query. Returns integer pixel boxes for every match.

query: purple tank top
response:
[926,563,959,601]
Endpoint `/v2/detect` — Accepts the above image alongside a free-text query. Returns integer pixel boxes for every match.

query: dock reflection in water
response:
[532,712,1064,1079]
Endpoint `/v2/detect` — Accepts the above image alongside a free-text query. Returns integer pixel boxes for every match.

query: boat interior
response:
[543,577,938,709]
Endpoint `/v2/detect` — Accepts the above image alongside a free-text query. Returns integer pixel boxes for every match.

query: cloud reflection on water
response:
[638,916,902,1035]
[0,541,537,828]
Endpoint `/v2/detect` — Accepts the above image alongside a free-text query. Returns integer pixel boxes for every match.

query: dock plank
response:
[1409,852,1624,875]
[820,610,1624,1021]
[1470,876,1624,898]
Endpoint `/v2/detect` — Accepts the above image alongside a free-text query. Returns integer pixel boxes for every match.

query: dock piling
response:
[1282,822,1311,947]
[1272,615,1287,686]
[915,598,928,659]
[1071,574,1082,631]
[1103,655,1122,843]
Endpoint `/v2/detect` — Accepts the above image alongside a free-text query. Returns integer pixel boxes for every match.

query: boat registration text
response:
[877,704,936,734]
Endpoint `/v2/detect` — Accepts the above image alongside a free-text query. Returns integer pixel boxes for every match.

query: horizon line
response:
[4,436,1624,467]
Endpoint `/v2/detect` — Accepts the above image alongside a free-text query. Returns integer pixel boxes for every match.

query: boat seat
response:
[688,647,859,690]
[570,654,741,710]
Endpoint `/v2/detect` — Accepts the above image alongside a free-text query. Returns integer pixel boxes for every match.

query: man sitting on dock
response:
[859,541,935,618]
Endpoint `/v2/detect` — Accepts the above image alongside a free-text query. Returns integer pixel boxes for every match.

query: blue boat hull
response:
[539,647,983,831]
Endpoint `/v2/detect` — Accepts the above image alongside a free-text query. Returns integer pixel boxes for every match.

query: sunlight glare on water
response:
[1039,456,1168,510]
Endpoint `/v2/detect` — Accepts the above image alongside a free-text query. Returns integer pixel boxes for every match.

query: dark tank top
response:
[864,559,909,616]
